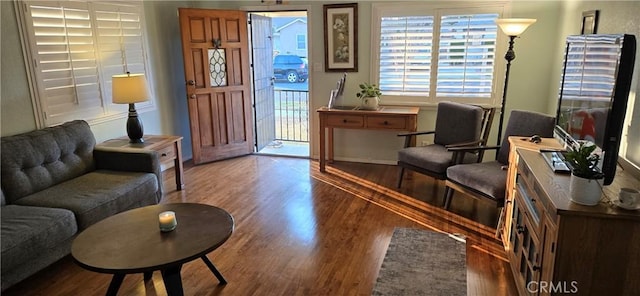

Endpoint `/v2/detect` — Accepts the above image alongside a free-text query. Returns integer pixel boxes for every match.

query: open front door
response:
[179,8,254,164]
[250,14,275,152]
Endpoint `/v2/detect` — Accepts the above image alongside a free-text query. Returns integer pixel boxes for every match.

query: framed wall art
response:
[581,10,599,34]
[323,3,358,72]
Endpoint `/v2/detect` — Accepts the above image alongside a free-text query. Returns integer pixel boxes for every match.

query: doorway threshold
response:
[257,140,309,158]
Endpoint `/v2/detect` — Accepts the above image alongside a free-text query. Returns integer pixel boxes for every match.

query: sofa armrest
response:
[93,147,164,197]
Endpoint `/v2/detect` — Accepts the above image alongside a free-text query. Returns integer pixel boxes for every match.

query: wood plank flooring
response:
[3,156,517,295]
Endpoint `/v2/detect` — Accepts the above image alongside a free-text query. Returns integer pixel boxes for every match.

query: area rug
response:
[372,228,467,295]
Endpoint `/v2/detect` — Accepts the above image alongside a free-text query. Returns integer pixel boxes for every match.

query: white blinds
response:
[379,16,433,96]
[376,8,500,101]
[22,0,149,126]
[437,14,498,97]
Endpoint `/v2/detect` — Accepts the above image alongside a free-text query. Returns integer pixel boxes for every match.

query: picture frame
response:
[581,10,599,34]
[323,3,358,72]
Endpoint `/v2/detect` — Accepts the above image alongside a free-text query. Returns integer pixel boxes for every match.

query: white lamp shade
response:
[495,18,537,36]
[112,73,151,104]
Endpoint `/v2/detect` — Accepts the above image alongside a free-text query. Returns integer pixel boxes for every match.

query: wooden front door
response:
[179,8,254,164]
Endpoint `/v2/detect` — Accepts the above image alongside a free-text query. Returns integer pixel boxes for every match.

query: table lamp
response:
[112,72,151,143]
[494,18,536,147]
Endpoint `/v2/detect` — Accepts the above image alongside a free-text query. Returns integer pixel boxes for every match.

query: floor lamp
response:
[494,18,537,146]
[112,72,151,143]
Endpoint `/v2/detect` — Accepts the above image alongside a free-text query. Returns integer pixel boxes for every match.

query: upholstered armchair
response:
[443,110,555,213]
[397,102,495,188]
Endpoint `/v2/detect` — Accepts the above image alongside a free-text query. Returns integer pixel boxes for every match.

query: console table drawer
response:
[366,116,408,129]
[326,115,364,128]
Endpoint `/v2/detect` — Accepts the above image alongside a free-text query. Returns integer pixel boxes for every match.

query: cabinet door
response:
[539,218,557,296]
[510,193,543,295]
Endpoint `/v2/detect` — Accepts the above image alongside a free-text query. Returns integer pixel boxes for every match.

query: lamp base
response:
[126,103,144,143]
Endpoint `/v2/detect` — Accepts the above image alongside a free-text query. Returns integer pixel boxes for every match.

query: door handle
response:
[190,94,196,99]
[187,80,195,85]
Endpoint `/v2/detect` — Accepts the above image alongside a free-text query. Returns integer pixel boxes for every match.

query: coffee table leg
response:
[201,255,227,285]
[106,274,125,296]
[161,265,184,296]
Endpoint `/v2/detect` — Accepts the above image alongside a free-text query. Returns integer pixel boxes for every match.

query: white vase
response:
[360,96,380,110]
[569,175,603,206]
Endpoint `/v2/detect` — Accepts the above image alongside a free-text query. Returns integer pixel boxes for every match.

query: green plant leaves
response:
[564,142,604,179]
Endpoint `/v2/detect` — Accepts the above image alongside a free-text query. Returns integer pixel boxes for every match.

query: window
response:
[17,0,152,127]
[372,2,508,106]
[296,34,306,50]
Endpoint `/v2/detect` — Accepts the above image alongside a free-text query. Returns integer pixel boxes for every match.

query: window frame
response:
[371,1,510,107]
[15,0,155,128]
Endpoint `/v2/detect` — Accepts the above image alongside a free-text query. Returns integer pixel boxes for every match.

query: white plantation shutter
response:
[20,0,150,127]
[94,2,147,102]
[373,3,504,105]
[27,1,104,124]
[437,14,498,97]
[379,16,433,96]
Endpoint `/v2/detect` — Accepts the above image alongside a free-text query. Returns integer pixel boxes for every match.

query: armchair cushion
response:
[434,102,484,146]
[496,110,555,164]
[447,161,506,202]
[399,145,479,175]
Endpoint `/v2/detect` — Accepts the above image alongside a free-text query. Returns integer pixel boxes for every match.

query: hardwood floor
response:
[4,156,516,295]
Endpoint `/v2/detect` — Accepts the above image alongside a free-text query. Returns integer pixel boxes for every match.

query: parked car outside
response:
[273,54,308,83]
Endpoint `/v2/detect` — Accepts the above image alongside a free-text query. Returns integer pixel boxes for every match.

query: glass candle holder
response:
[158,211,177,232]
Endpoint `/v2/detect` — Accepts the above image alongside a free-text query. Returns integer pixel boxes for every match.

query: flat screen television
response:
[553,34,636,185]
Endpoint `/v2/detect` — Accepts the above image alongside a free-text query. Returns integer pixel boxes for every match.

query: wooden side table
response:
[97,135,185,191]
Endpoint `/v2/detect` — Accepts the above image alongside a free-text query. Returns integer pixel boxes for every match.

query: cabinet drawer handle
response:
[517,225,525,234]
[343,119,347,123]
[383,121,389,125]
[161,153,167,157]
[532,266,541,271]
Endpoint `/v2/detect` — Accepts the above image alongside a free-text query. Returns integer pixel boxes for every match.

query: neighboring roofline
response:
[274,18,307,32]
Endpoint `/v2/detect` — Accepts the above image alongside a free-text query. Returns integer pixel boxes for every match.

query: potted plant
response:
[563,141,604,205]
[356,82,382,110]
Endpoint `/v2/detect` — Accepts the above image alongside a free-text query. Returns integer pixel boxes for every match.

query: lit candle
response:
[158,211,177,232]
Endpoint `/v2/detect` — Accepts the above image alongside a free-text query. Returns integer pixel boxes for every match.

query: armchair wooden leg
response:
[443,186,454,209]
[397,167,405,188]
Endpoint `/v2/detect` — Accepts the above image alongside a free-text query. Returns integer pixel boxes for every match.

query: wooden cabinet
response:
[502,137,562,244]
[505,147,640,295]
[317,106,419,172]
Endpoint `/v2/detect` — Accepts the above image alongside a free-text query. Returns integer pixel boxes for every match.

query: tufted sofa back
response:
[1,120,96,204]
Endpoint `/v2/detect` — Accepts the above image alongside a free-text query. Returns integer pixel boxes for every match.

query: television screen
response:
[554,34,636,185]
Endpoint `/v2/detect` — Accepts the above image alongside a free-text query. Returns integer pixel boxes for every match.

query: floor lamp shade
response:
[495,19,537,36]
[112,73,151,143]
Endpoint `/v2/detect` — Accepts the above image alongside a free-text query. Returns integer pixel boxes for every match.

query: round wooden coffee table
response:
[71,203,234,296]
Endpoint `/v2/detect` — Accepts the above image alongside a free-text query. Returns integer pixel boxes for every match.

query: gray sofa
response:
[1,120,163,291]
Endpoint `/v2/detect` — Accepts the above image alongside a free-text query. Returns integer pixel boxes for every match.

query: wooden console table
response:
[97,135,184,191]
[317,106,419,172]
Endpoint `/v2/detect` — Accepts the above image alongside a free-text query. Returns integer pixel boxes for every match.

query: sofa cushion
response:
[1,205,77,272]
[13,170,159,230]
[1,120,96,203]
